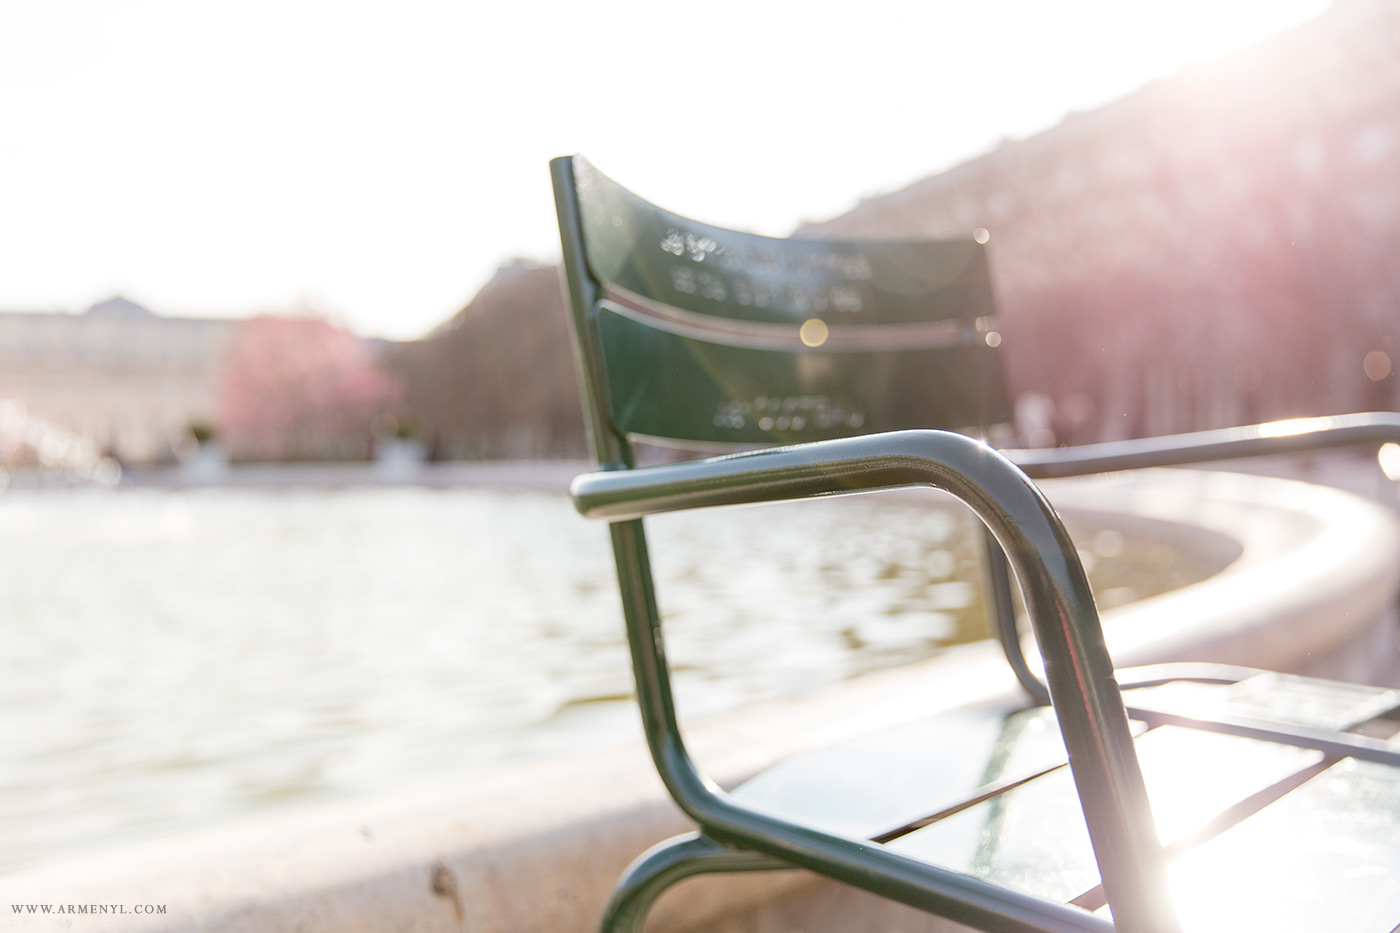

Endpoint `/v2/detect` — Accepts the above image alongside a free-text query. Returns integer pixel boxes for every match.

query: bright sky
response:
[0,0,1330,340]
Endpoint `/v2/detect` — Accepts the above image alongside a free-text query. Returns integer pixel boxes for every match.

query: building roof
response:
[85,296,155,317]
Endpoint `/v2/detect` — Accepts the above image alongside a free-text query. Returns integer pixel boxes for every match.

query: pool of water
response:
[0,485,1221,873]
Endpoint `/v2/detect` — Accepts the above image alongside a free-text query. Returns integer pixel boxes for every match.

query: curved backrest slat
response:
[553,155,1013,449]
[598,304,1008,445]
[572,158,994,328]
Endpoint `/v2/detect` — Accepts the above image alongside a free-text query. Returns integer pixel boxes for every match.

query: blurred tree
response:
[216,315,403,460]
[386,261,586,459]
[803,0,1400,442]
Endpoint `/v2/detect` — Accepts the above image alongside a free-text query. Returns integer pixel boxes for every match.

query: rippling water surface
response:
[0,485,1214,873]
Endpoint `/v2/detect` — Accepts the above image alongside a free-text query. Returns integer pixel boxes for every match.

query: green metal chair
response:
[551,155,1400,932]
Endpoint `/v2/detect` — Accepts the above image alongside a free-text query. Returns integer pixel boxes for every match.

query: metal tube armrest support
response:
[1008,411,1400,479]
[995,411,1400,703]
[573,429,1180,933]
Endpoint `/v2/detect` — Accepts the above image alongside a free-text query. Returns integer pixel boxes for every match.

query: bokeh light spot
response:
[1364,350,1391,382]
[1380,443,1400,481]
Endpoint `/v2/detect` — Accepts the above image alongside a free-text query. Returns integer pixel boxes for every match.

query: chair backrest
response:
[551,156,1012,462]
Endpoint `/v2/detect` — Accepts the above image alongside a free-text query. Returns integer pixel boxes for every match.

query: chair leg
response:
[600,831,789,933]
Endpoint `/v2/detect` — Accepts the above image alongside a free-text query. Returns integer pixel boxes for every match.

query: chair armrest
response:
[573,429,1178,930]
[1005,411,1400,479]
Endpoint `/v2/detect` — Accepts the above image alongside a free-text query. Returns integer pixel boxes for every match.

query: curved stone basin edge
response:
[2,469,1397,932]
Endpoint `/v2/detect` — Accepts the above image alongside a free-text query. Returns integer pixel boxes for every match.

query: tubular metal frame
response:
[571,431,1176,933]
[556,147,1183,933]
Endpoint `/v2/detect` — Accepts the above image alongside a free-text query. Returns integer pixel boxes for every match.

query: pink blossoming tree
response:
[216,315,403,461]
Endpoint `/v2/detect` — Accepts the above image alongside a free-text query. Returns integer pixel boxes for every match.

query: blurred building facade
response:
[806,0,1400,443]
[0,297,236,464]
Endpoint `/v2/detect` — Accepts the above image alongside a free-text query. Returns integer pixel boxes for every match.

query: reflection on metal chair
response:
[552,155,1400,932]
